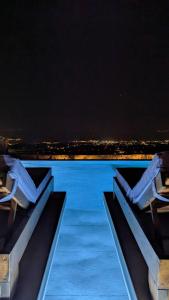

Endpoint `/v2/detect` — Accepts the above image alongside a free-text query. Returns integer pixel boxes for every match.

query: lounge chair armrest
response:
[152,180,169,203]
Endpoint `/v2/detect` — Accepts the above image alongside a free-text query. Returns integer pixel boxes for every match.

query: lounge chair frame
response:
[114,176,169,300]
[0,176,53,298]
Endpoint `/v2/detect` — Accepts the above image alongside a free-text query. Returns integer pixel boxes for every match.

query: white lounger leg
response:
[8,200,17,228]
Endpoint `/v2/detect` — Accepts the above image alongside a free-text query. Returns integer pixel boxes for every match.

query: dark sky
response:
[0,1,169,141]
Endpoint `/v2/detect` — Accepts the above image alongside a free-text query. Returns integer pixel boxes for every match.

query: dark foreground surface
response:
[0,168,51,252]
[116,168,169,257]
[9,192,65,300]
[105,192,152,300]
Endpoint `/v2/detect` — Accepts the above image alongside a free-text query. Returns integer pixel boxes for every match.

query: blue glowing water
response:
[22,160,149,300]
[23,159,149,194]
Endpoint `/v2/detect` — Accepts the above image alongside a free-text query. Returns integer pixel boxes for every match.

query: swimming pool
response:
[21,160,150,300]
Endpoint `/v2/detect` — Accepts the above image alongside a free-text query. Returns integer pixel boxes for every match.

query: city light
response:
[0,136,168,158]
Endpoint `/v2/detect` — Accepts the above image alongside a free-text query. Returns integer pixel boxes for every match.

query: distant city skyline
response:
[2,135,169,159]
[0,2,169,141]
[0,134,169,144]
[0,130,169,143]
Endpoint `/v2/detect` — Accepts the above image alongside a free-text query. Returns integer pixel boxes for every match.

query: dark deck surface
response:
[105,192,152,300]
[116,167,146,188]
[0,168,50,253]
[116,168,169,258]
[26,168,50,187]
[11,192,65,300]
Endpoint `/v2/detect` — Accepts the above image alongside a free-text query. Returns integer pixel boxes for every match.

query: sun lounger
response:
[113,156,169,299]
[0,155,51,227]
[115,151,169,210]
[115,151,169,251]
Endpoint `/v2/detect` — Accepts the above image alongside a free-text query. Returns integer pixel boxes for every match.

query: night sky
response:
[0,1,169,141]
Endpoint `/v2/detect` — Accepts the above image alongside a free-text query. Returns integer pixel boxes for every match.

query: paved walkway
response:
[43,164,130,300]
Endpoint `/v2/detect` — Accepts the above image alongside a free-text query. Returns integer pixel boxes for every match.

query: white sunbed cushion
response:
[1,155,51,206]
[8,160,38,203]
[128,154,161,204]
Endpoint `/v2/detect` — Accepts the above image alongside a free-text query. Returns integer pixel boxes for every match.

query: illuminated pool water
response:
[22,160,149,300]
[23,160,149,193]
